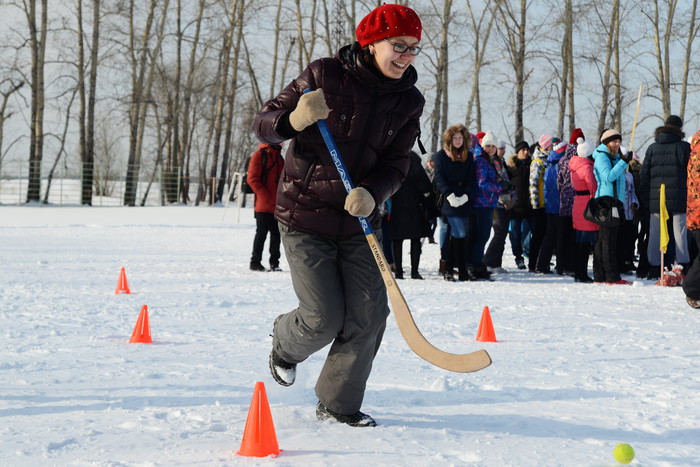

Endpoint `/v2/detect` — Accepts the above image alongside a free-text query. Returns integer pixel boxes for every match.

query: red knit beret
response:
[356,4,422,48]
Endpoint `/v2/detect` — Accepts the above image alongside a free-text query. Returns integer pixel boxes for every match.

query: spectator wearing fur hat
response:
[639,114,691,280]
[527,134,552,271]
[591,129,632,284]
[254,3,424,426]
[433,124,476,281]
[507,140,533,269]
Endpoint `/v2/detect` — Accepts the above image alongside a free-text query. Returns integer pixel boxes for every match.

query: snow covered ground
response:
[1,204,699,466]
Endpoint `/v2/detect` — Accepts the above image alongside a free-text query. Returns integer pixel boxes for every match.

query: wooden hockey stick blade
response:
[365,233,492,373]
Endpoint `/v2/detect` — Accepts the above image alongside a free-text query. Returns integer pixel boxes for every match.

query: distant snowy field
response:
[1,205,699,466]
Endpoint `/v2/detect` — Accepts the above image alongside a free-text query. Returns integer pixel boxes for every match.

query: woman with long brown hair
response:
[433,124,476,281]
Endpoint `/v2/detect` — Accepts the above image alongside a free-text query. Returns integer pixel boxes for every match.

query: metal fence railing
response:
[0,160,247,207]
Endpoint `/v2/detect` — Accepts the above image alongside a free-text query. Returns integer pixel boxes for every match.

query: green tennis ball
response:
[613,443,635,464]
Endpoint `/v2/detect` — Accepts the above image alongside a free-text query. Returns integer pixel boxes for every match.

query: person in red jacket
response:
[248,143,284,271]
[252,4,424,427]
[569,138,599,282]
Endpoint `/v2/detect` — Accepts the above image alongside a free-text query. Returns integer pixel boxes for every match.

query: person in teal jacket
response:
[592,129,632,284]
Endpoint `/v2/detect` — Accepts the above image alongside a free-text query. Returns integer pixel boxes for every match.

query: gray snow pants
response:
[647,212,689,265]
[273,225,390,414]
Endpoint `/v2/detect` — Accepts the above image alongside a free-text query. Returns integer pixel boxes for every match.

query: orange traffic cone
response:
[115,267,131,294]
[129,305,152,343]
[237,382,280,458]
[476,306,497,342]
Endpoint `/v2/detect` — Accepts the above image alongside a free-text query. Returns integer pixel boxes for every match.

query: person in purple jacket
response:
[471,131,502,279]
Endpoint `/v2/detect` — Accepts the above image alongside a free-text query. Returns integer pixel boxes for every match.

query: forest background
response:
[0,0,698,207]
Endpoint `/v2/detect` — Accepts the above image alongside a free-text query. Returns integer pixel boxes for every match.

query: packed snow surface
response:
[1,205,699,466]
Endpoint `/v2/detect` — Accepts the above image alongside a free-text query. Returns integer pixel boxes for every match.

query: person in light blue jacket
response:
[591,129,632,284]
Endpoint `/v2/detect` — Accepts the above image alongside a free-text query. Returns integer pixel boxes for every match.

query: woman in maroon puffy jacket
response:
[253,4,425,427]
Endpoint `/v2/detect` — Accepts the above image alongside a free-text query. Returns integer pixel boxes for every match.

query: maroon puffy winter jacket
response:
[252,42,424,240]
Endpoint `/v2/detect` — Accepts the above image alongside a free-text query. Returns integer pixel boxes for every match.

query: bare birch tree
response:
[679,0,699,119]
[593,0,620,137]
[645,0,677,119]
[464,0,497,133]
[24,0,48,203]
[123,0,171,206]
[495,0,529,142]
[0,80,24,173]
[76,0,101,206]
[426,0,455,153]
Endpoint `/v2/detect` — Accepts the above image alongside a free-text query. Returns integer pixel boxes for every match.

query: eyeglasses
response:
[383,39,422,56]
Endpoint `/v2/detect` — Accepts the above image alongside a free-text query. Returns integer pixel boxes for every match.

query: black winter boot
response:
[455,238,471,281]
[574,242,593,283]
[316,401,377,427]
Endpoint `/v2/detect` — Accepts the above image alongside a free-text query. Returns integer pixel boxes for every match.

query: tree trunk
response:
[26,0,48,203]
[207,0,240,205]
[177,0,206,204]
[429,0,453,153]
[216,0,246,203]
[124,0,157,206]
[124,0,170,206]
[496,0,528,143]
[558,0,573,138]
[596,0,619,138]
[679,0,698,119]
[464,0,496,136]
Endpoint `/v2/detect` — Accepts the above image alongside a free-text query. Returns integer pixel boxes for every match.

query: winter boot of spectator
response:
[392,241,404,279]
[410,247,422,280]
[443,238,456,281]
[574,242,593,283]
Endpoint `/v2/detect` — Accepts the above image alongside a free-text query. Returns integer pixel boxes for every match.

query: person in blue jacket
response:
[592,129,633,284]
[535,140,566,273]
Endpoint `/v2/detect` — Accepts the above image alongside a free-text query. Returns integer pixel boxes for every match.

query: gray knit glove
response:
[344,187,375,217]
[289,89,330,132]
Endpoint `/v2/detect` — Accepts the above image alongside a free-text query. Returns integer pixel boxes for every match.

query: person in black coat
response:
[506,141,532,269]
[390,151,433,279]
[639,115,691,279]
[434,124,476,281]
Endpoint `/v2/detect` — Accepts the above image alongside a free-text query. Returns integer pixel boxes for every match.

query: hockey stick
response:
[308,90,491,373]
[627,84,643,154]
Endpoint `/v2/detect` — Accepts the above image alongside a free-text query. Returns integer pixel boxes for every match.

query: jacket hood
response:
[506,154,530,168]
[532,146,548,160]
[258,142,281,154]
[547,149,564,164]
[338,42,418,94]
[592,143,617,160]
[654,125,685,143]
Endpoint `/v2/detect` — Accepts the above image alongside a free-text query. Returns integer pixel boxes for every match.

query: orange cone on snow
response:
[237,382,280,458]
[115,267,131,294]
[476,306,497,342]
[129,305,152,343]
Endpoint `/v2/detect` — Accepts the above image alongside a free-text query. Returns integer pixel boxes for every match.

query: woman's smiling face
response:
[368,36,420,79]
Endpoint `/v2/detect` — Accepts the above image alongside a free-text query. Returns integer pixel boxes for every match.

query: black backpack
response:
[241,149,268,194]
